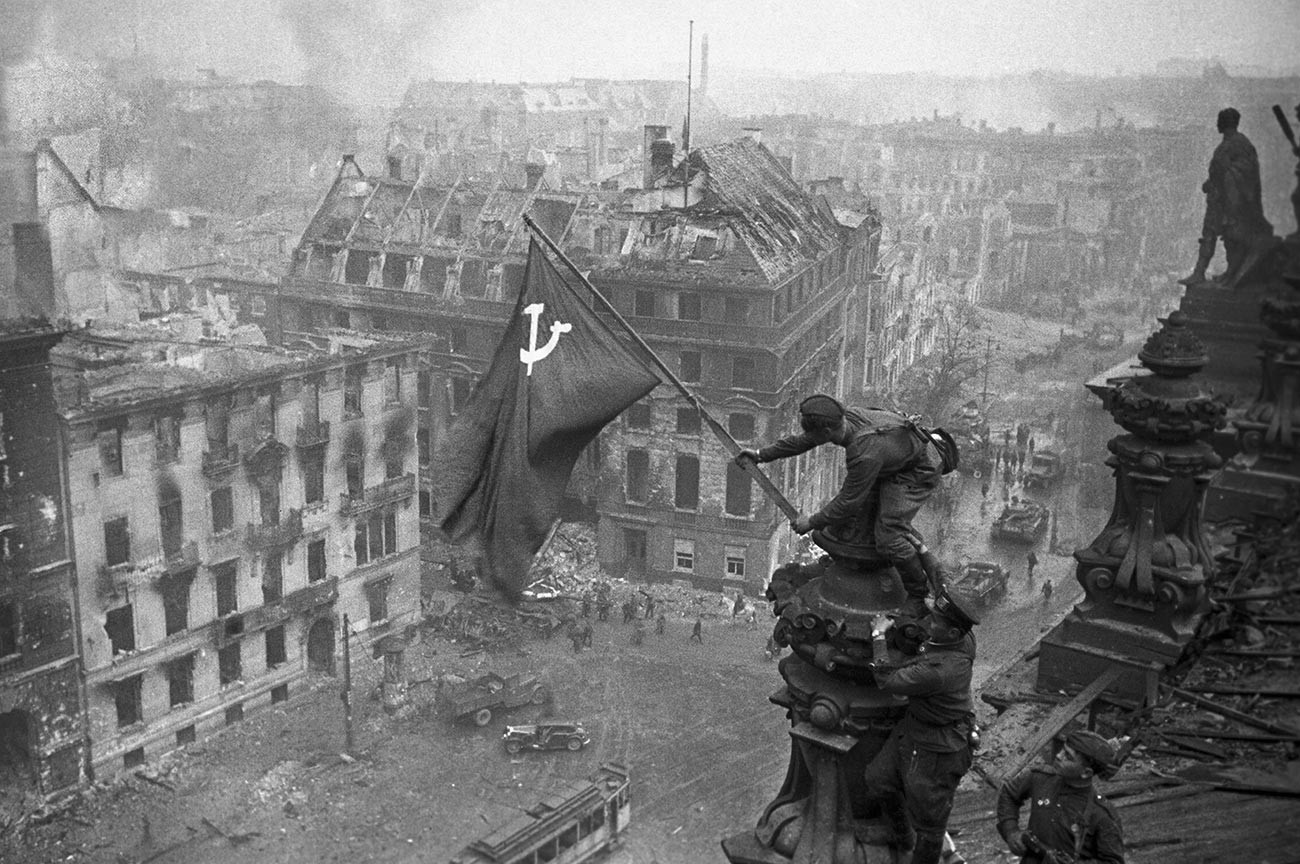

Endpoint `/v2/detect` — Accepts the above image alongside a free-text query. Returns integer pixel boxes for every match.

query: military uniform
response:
[863,590,979,864]
[747,398,942,605]
[997,766,1124,864]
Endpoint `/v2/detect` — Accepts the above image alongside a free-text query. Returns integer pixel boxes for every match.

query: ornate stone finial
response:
[1136,311,1207,377]
[1108,312,1227,443]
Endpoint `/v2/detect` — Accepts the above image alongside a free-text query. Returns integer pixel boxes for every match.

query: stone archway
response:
[306,618,335,674]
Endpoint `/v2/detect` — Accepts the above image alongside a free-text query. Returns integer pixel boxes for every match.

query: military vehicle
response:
[438,671,551,726]
[1024,450,1063,490]
[992,500,1050,544]
[953,561,1010,607]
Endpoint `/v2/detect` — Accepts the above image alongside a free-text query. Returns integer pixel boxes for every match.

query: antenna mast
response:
[684,20,693,208]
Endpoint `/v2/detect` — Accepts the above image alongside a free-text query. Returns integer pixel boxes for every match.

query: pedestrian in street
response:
[1003,461,1014,488]
[690,616,703,644]
[1026,550,1038,582]
[596,599,610,622]
[732,591,746,617]
[622,600,635,625]
[997,730,1124,863]
[863,588,980,864]
[1042,579,1053,604]
[643,594,655,619]
[655,613,666,635]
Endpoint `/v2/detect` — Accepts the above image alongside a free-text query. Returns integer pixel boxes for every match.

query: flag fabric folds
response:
[435,238,661,598]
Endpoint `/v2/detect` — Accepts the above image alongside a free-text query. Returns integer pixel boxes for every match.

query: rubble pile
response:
[1131,493,1300,788]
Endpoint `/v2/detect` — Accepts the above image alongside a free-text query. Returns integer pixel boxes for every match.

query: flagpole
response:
[520,213,800,522]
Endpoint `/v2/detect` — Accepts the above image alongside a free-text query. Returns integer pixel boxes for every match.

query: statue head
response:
[1216,107,1241,133]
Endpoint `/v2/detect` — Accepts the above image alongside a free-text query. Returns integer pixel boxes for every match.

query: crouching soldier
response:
[997,729,1125,863]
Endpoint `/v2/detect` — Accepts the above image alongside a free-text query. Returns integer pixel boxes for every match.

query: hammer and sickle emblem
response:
[519,302,572,376]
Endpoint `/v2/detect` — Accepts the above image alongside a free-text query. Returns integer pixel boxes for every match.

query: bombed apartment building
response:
[52,322,424,777]
[0,319,86,806]
[276,155,628,554]
[587,134,881,591]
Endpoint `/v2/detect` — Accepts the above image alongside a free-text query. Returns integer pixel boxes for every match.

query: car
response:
[1024,450,1063,490]
[502,723,591,754]
[992,500,1050,544]
[953,561,1009,607]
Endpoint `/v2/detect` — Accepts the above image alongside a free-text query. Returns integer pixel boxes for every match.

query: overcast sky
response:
[12,0,1299,103]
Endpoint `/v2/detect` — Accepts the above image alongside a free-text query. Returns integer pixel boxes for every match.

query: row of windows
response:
[101,452,408,568]
[94,362,405,477]
[103,516,398,658]
[110,628,289,729]
[625,404,757,440]
[625,452,753,516]
[621,529,747,578]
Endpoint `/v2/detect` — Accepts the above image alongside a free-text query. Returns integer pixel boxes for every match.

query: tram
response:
[450,762,630,864]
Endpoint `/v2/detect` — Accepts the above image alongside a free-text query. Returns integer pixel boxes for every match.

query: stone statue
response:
[1180,107,1276,288]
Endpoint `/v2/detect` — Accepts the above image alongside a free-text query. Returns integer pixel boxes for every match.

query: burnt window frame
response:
[210,487,234,533]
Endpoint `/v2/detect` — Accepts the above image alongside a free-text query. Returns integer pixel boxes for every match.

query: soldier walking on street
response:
[997,730,1125,863]
[862,589,981,864]
[1026,550,1038,583]
[690,616,703,644]
[1042,579,1053,604]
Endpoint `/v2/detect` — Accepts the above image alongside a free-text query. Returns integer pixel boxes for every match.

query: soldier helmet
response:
[932,586,980,631]
[1065,729,1117,774]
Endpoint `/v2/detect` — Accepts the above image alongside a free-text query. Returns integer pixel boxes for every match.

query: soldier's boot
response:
[911,831,947,864]
[1178,236,1215,286]
[892,553,932,619]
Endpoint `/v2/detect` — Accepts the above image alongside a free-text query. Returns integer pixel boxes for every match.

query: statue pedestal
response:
[722,657,905,864]
[724,557,912,864]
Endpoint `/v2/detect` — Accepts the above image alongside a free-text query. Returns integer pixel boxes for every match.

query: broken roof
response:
[607,138,843,285]
[54,320,425,417]
[295,159,594,260]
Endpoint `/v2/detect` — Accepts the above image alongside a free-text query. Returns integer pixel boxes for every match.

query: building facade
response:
[588,136,881,591]
[55,324,424,777]
[0,320,86,802]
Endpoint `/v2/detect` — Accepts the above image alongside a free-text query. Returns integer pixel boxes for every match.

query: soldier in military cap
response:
[736,394,955,617]
[860,586,980,864]
[997,729,1125,863]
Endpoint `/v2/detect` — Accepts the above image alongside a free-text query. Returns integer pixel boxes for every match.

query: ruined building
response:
[0,319,86,803]
[275,155,626,559]
[587,134,881,587]
[52,323,424,777]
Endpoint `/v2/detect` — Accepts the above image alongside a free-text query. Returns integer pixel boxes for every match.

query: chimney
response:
[699,34,710,97]
[650,138,675,185]
[643,124,669,189]
[741,127,762,144]
[525,161,546,188]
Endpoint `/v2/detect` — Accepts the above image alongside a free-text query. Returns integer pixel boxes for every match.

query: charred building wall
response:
[0,323,86,801]
[57,335,423,778]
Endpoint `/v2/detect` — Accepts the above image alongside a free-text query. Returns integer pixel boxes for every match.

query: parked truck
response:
[438,671,551,726]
